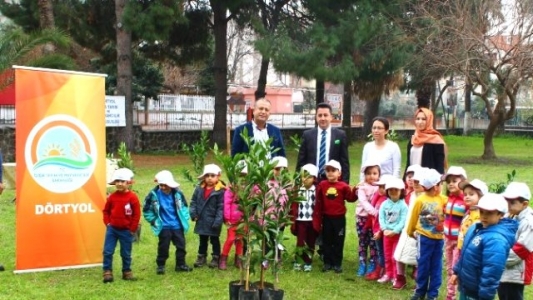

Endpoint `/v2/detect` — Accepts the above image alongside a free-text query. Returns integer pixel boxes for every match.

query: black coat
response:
[405,141,446,175]
[296,127,350,183]
[189,182,225,236]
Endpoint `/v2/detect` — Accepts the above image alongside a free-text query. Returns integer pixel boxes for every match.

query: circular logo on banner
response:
[24,115,97,193]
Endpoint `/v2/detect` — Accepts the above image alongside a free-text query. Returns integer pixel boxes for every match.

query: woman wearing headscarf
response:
[405,107,447,175]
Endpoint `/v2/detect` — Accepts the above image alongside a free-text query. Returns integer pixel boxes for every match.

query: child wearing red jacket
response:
[312,160,354,273]
[102,168,141,283]
[365,174,392,281]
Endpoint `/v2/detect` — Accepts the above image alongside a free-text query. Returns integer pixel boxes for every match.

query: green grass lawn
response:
[0,135,532,299]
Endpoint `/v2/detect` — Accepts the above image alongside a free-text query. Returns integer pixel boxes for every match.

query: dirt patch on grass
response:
[132,154,189,168]
[456,156,531,165]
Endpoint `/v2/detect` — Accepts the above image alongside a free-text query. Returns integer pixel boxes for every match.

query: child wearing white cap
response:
[143,170,192,274]
[291,164,318,272]
[456,179,488,251]
[312,159,355,273]
[451,193,518,300]
[356,160,381,277]
[393,166,426,289]
[379,178,408,286]
[190,163,226,268]
[441,166,467,300]
[499,182,533,300]
[102,168,140,283]
[406,168,447,300]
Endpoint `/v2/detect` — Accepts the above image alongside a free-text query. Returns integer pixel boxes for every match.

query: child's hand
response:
[193,217,198,221]
[450,274,458,285]
[383,230,392,236]
[372,231,382,240]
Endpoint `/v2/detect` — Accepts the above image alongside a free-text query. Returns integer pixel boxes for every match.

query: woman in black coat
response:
[405,107,447,175]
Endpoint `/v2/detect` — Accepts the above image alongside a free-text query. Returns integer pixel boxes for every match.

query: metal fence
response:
[0,104,529,132]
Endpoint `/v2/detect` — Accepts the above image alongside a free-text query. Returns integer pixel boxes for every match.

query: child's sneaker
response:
[102,270,113,283]
[365,261,375,275]
[293,263,302,271]
[377,274,391,283]
[156,266,165,275]
[392,275,406,290]
[303,264,312,272]
[357,261,366,276]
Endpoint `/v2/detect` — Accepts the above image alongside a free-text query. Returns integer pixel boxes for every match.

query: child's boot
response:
[357,259,366,276]
[234,255,242,268]
[365,264,382,281]
[209,255,220,268]
[122,270,136,281]
[366,260,376,276]
[392,274,407,290]
[193,254,207,268]
[218,255,228,270]
[102,270,113,283]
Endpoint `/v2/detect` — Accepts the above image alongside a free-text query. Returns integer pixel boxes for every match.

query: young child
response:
[365,174,392,281]
[262,156,290,266]
[356,161,381,276]
[499,182,533,300]
[452,193,518,300]
[190,164,226,268]
[406,168,447,300]
[403,165,420,205]
[291,164,318,272]
[312,160,354,273]
[456,179,488,252]
[442,166,467,300]
[379,177,408,284]
[143,170,192,275]
[102,168,140,283]
[220,161,247,270]
[393,165,424,289]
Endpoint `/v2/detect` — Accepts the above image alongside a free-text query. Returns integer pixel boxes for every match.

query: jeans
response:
[414,235,444,299]
[157,229,187,267]
[102,225,133,272]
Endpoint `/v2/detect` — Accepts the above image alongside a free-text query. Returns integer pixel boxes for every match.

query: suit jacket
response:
[231,122,286,158]
[296,127,350,183]
[405,141,445,175]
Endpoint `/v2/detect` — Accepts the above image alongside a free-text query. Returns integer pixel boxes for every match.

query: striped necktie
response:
[319,130,327,175]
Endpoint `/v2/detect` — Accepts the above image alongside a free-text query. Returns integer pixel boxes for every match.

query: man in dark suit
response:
[296,102,350,183]
[231,98,286,158]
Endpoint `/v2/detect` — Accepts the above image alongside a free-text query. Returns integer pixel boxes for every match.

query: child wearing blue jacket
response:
[143,170,192,275]
[451,193,518,300]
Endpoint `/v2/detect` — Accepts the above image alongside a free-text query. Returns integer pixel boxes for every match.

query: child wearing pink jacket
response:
[219,162,247,270]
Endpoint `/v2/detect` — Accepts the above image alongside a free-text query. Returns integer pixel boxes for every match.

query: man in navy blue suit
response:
[296,102,350,183]
[231,98,286,158]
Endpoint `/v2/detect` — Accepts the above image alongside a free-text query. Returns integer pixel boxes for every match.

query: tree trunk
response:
[38,0,55,29]
[316,80,325,106]
[463,82,472,135]
[211,0,228,149]
[115,0,134,151]
[342,81,352,144]
[315,80,325,127]
[255,58,269,100]
[363,96,380,138]
[482,115,500,160]
[37,0,55,53]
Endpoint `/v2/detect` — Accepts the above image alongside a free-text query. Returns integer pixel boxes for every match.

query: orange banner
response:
[14,67,106,273]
